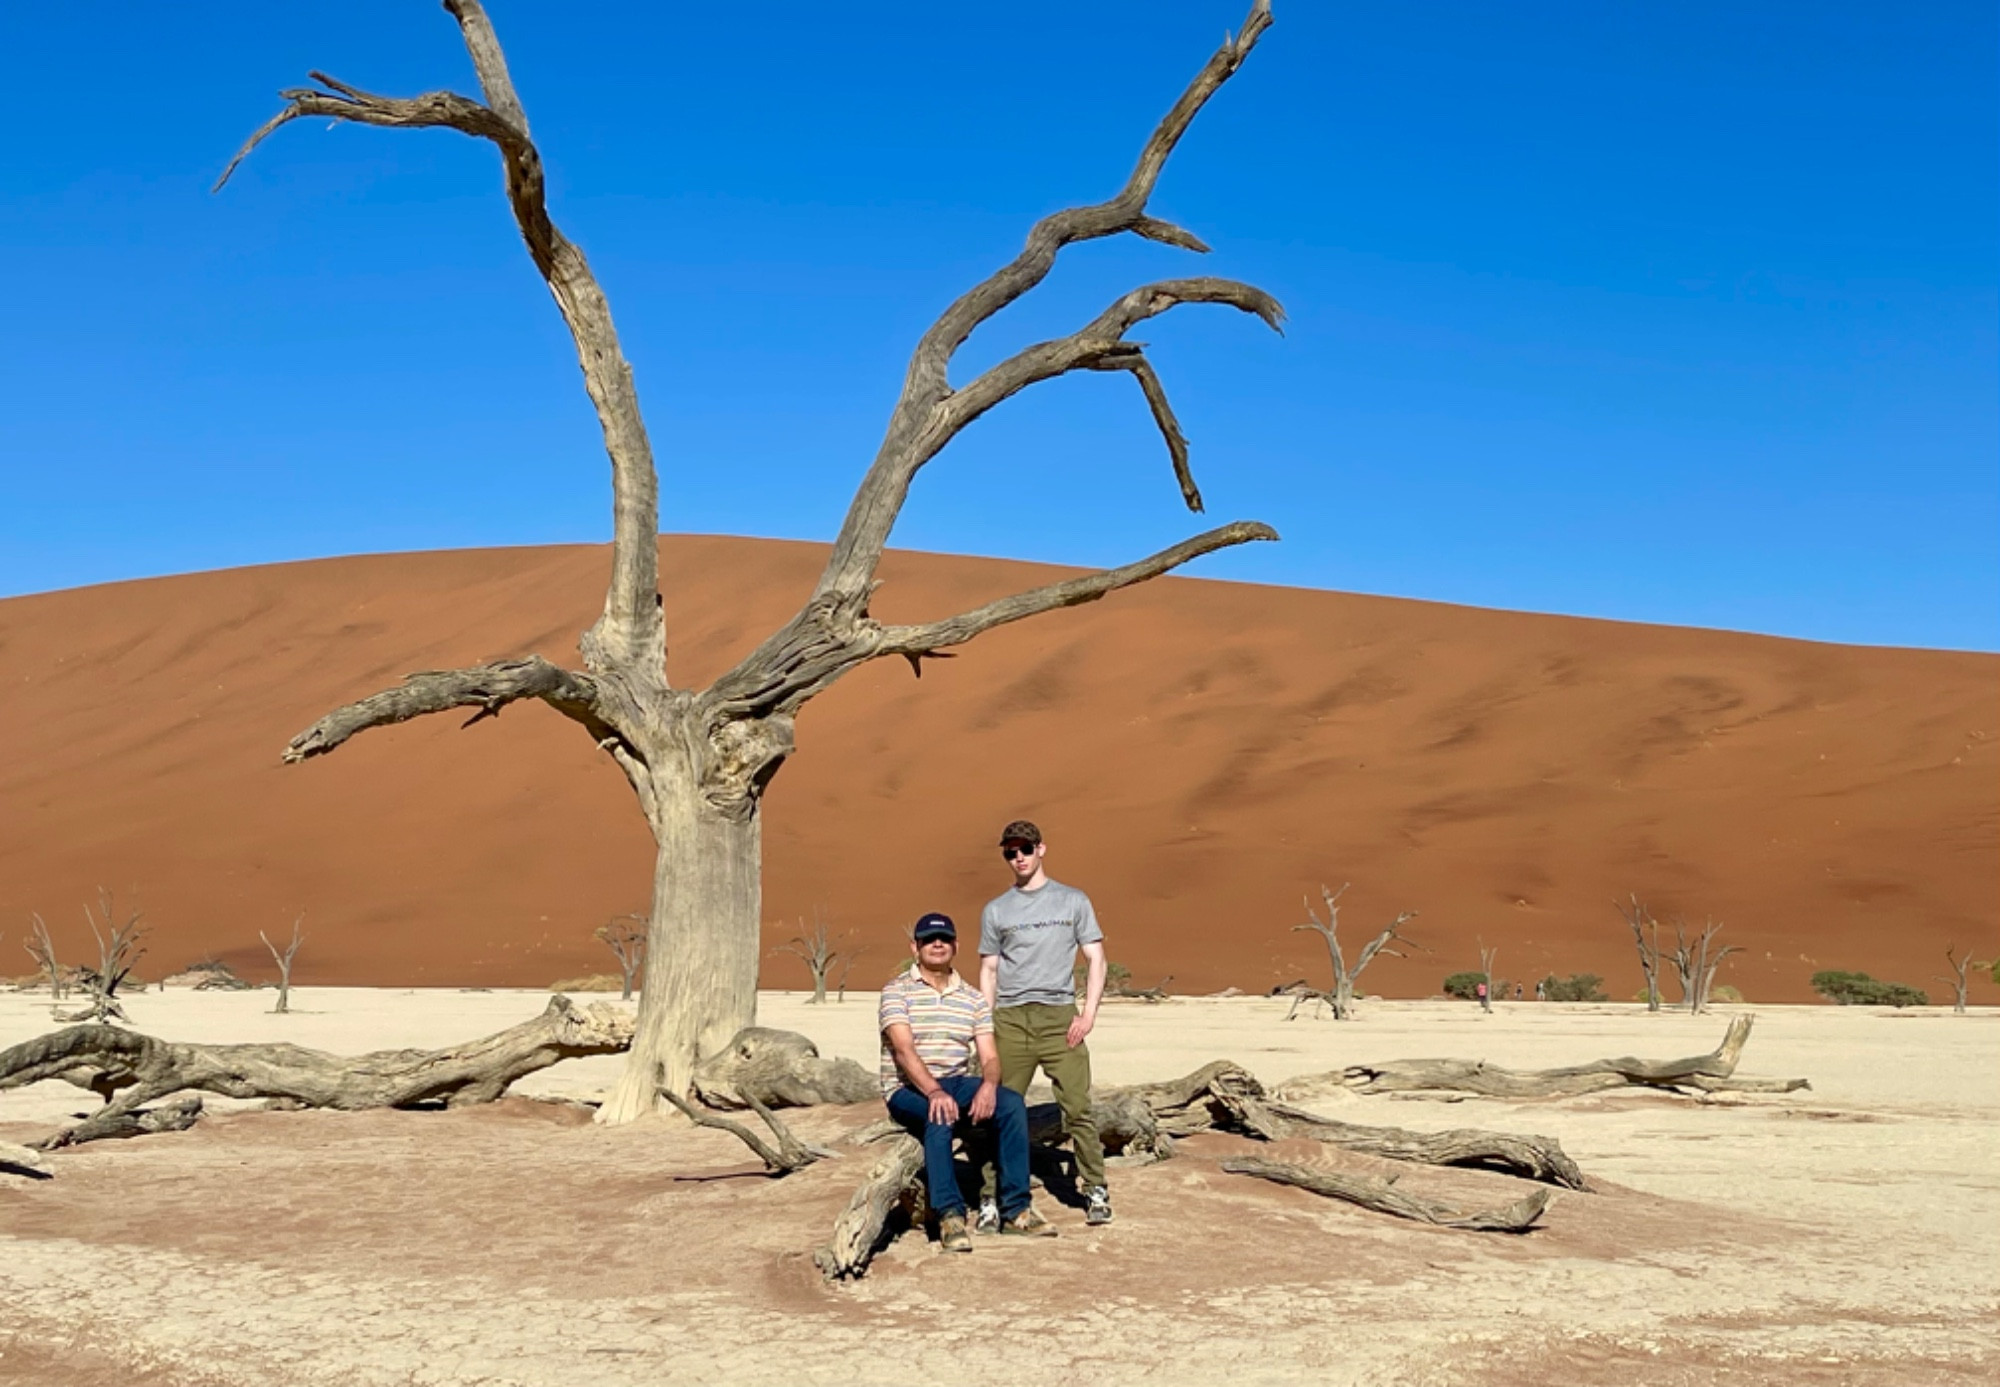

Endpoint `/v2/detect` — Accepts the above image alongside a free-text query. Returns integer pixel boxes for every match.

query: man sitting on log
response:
[880,912,1056,1251]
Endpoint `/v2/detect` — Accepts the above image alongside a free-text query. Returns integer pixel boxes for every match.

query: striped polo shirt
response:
[877,969,993,1096]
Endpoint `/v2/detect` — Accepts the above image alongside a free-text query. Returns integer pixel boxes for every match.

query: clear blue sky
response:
[1,2,1993,650]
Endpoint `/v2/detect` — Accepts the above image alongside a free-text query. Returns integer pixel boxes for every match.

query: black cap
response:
[912,912,957,942]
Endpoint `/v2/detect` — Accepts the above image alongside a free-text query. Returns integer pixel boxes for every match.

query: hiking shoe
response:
[998,1206,1058,1238]
[938,1212,973,1253]
[973,1200,1001,1235]
[1085,1185,1113,1226]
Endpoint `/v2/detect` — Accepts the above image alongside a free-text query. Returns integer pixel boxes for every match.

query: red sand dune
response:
[1,536,1993,1004]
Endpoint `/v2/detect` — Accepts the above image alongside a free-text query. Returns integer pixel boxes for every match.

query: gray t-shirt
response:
[979,878,1104,1009]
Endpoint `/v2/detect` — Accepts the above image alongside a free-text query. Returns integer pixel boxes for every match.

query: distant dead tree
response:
[1286,884,1417,1021]
[776,914,850,1006]
[1477,941,1499,1015]
[595,914,648,1001]
[1617,894,1664,1012]
[1668,919,1738,1014]
[259,914,306,1014]
[1937,946,1973,1015]
[224,0,1284,1119]
[22,915,64,1001]
[59,889,147,1026]
[834,947,869,1005]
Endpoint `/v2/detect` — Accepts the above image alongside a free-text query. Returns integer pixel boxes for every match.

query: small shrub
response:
[547,973,623,993]
[1074,960,1132,997]
[1442,971,1485,1000]
[1810,970,1927,1008]
[1710,983,1745,1004]
[1538,972,1607,1003]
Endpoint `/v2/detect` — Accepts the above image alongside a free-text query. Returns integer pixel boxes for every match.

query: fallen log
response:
[1222,1156,1554,1232]
[1228,1095,1587,1190]
[1279,1015,1809,1101]
[0,995,634,1151]
[815,1133,924,1279]
[691,1027,878,1110]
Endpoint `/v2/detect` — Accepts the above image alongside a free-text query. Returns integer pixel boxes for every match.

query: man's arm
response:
[884,1021,959,1126]
[967,1030,1001,1122]
[979,953,1000,1012]
[1068,940,1107,1047]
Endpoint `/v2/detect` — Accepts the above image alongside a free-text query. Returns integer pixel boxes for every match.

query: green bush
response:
[1073,960,1132,996]
[1810,970,1927,1008]
[1710,984,1745,1004]
[1442,971,1486,1000]
[1538,972,1608,1003]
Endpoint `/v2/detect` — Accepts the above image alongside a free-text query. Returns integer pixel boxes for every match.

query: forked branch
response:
[282,656,613,763]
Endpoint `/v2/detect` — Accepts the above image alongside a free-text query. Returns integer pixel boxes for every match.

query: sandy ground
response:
[3,988,1996,1386]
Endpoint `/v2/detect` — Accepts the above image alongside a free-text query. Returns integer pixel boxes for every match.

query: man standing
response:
[978,819,1113,1228]
[880,911,1055,1251]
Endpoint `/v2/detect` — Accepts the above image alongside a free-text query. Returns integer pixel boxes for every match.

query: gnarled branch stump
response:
[1280,1015,1808,1101]
[690,1027,877,1110]
[1223,1157,1554,1232]
[816,1133,924,1279]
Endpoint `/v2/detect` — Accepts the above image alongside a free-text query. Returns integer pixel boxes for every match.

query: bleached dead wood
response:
[815,1134,924,1279]
[1222,1156,1554,1232]
[1279,1015,1808,1101]
[689,1027,877,1110]
[0,995,633,1152]
[659,1086,833,1174]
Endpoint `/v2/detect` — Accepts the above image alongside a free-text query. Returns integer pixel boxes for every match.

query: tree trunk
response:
[600,779,763,1123]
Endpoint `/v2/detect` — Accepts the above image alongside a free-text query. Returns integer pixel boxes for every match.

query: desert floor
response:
[3,989,1995,1386]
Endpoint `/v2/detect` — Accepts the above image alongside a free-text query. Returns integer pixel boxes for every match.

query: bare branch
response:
[282,656,609,763]
[659,1086,830,1175]
[815,2,1277,607]
[878,520,1278,661]
[218,0,665,682]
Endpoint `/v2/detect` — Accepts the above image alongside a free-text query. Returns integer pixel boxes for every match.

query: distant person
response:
[1515,982,1524,1001]
[1535,980,1547,1002]
[879,912,1055,1251]
[977,819,1112,1230]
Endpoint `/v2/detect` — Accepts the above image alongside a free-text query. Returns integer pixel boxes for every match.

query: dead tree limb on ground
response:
[1222,1157,1555,1232]
[816,1134,924,1279]
[260,913,305,1014]
[1618,894,1664,1012]
[1,995,634,1152]
[1286,884,1415,1020]
[57,888,147,1025]
[659,1087,833,1174]
[689,1027,877,1110]
[227,0,1285,1119]
[594,913,647,1001]
[22,914,64,1001]
[1280,1014,1807,1101]
[1,1141,52,1179]
[1936,946,1973,1015]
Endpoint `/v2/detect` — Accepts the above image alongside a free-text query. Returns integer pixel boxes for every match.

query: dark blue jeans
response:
[885,1074,1030,1220]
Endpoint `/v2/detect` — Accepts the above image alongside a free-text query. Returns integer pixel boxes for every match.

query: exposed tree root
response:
[661,1086,835,1174]
[1278,1015,1809,1101]
[1,996,634,1152]
[816,1133,923,1280]
[691,1027,877,1110]
[1222,1156,1554,1232]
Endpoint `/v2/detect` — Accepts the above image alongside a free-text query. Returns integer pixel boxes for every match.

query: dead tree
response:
[1,995,634,1152]
[223,0,1285,1119]
[1277,1014,1809,1100]
[1936,946,1973,1015]
[1668,918,1738,1014]
[22,914,64,1001]
[1477,941,1498,1014]
[1286,884,1416,1021]
[594,913,648,1001]
[775,913,846,1005]
[834,947,868,1004]
[59,889,146,1025]
[259,913,305,1014]
[1617,894,1663,1012]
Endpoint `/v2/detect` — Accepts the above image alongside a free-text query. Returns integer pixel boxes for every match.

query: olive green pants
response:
[980,1002,1105,1195]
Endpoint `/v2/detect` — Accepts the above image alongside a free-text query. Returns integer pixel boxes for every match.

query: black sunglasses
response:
[1001,844,1036,860]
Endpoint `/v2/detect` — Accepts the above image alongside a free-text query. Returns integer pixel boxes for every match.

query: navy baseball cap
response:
[912,912,957,942]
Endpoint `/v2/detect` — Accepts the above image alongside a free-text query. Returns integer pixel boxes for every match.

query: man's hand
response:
[927,1087,960,1127]
[1066,1010,1095,1047]
[969,1079,998,1122]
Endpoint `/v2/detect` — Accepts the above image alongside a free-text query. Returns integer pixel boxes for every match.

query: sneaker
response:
[1085,1185,1113,1226]
[998,1206,1058,1238]
[973,1200,1000,1235]
[938,1212,973,1253]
